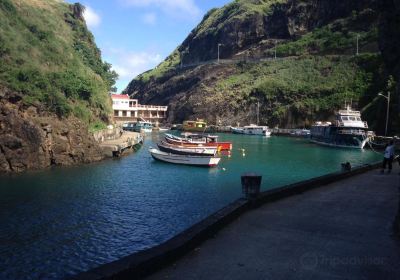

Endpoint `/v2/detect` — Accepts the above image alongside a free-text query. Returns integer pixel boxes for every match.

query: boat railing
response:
[335,120,368,128]
[337,129,366,135]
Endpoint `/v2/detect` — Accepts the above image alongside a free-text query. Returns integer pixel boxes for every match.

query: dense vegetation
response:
[127,0,399,135]
[0,0,117,128]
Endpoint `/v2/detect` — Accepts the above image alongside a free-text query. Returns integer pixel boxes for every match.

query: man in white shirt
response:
[381,140,395,173]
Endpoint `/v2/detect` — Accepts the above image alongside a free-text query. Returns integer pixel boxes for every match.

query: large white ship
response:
[310,106,371,149]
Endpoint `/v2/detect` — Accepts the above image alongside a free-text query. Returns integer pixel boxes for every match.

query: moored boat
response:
[182,119,207,132]
[164,133,232,151]
[123,121,153,133]
[231,124,271,136]
[310,106,370,149]
[149,148,221,167]
[157,141,218,156]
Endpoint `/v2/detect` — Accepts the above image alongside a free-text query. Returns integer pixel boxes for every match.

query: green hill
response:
[125,0,398,135]
[0,0,117,172]
[0,0,116,125]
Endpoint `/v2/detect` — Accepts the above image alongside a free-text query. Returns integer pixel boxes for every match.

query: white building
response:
[111,94,168,125]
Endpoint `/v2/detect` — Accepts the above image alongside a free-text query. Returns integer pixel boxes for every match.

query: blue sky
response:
[65,0,231,92]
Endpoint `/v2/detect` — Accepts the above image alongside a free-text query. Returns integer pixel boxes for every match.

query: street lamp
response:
[180,51,183,68]
[356,34,360,56]
[217,43,223,63]
[378,91,391,136]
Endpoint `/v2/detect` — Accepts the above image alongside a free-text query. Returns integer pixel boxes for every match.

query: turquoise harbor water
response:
[0,133,381,279]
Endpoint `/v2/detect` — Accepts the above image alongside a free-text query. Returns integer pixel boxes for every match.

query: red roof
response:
[111,94,130,99]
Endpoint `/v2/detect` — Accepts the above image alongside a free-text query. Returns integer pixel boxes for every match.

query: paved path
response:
[148,165,400,280]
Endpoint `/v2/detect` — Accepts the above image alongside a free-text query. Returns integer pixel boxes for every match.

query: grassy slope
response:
[136,0,287,83]
[128,0,395,132]
[0,0,116,130]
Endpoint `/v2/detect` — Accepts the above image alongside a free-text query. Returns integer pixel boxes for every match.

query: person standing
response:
[381,140,395,173]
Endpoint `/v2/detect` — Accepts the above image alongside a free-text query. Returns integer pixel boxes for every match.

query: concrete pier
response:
[99,131,143,157]
[147,165,400,280]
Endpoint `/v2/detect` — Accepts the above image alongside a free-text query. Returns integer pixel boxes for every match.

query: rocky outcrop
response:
[172,0,377,64]
[0,91,104,173]
[287,0,378,37]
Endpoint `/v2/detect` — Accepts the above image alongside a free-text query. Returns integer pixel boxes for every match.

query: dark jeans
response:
[382,156,394,170]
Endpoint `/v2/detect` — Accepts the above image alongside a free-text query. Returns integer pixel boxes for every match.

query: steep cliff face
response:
[286,0,377,37]
[0,0,116,172]
[126,0,387,131]
[171,0,377,64]
[0,92,103,172]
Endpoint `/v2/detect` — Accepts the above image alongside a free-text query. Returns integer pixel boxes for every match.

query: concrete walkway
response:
[99,131,142,157]
[148,165,400,280]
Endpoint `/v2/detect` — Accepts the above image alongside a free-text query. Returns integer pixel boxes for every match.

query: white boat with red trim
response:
[149,148,221,167]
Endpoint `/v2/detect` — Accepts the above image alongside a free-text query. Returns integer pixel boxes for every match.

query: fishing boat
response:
[135,121,153,133]
[164,133,232,151]
[157,141,218,156]
[290,129,311,137]
[182,119,207,132]
[149,148,221,167]
[310,106,370,149]
[231,124,271,136]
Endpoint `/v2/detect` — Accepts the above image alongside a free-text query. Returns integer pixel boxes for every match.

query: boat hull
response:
[149,148,221,167]
[157,142,217,156]
[231,127,271,136]
[309,138,369,149]
[164,134,232,151]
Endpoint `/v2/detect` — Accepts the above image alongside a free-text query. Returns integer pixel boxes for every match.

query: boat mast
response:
[257,101,260,125]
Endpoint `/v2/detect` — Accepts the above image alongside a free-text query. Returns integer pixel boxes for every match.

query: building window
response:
[114,110,119,116]
[122,111,127,117]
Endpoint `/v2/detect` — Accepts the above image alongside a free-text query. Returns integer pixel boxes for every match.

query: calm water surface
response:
[0,133,381,279]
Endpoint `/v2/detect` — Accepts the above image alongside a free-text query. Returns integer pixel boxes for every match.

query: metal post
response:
[379,91,391,136]
[218,43,222,63]
[257,101,260,125]
[385,91,390,136]
[274,40,277,60]
[241,173,262,202]
[356,34,359,56]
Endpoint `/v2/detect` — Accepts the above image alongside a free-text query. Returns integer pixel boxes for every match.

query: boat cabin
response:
[335,107,368,129]
[182,120,207,132]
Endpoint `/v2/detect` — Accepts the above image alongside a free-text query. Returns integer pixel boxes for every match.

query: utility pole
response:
[257,101,260,125]
[274,40,277,60]
[218,43,223,63]
[378,91,391,136]
[356,34,360,56]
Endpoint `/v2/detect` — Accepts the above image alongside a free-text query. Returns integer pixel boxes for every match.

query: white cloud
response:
[121,0,201,20]
[110,50,163,80]
[83,6,101,28]
[142,12,157,25]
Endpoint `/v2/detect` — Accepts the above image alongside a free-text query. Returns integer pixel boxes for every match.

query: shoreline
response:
[71,161,383,280]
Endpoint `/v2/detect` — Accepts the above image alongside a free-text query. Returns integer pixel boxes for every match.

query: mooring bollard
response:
[341,162,352,172]
[241,172,262,201]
